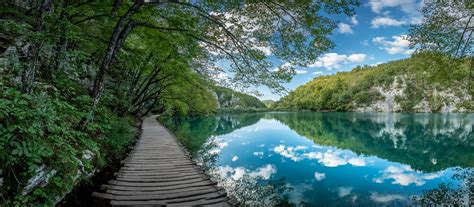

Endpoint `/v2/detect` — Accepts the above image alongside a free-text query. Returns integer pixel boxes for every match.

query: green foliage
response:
[412,168,474,206]
[212,86,267,109]
[408,1,473,92]
[0,86,137,205]
[276,54,473,112]
[408,1,473,57]
[262,100,276,108]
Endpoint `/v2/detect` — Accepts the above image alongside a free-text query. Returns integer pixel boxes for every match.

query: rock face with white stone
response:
[19,150,96,205]
[355,76,472,113]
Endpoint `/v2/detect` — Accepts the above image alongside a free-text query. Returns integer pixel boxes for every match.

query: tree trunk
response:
[469,56,473,94]
[21,0,53,94]
[46,2,69,79]
[91,0,143,103]
[111,0,121,17]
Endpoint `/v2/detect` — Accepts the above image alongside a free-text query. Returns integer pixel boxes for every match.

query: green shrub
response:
[0,87,136,205]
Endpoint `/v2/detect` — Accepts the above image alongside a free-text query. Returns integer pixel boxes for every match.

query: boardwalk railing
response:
[93,116,239,206]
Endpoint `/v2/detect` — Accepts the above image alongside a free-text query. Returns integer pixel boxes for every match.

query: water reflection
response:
[269,112,474,172]
[161,113,264,155]
[164,112,474,206]
[411,168,473,206]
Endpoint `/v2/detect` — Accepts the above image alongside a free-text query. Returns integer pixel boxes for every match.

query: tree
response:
[89,0,359,104]
[408,1,474,89]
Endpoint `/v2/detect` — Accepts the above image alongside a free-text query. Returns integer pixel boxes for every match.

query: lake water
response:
[163,112,474,206]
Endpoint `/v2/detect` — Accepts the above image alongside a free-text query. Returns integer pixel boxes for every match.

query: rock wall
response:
[355,76,472,113]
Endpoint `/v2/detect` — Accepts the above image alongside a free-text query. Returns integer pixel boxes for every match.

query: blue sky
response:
[227,0,424,101]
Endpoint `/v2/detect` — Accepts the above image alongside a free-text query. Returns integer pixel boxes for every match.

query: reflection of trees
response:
[160,113,264,155]
[198,136,294,206]
[215,175,293,206]
[270,112,474,172]
[411,168,474,206]
[163,113,298,205]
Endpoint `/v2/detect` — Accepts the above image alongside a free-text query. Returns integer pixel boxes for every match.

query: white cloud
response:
[304,152,323,159]
[232,156,239,161]
[368,0,418,14]
[286,183,313,204]
[337,23,353,34]
[273,145,302,161]
[319,152,348,167]
[272,62,294,73]
[295,69,308,75]
[214,164,277,181]
[274,145,285,151]
[274,145,371,168]
[372,35,414,55]
[214,165,234,178]
[294,146,308,150]
[209,149,221,155]
[249,164,277,179]
[370,192,405,203]
[218,142,228,148]
[409,15,423,24]
[253,151,264,156]
[371,16,406,28]
[232,167,246,180]
[348,54,367,62]
[252,45,272,56]
[281,62,292,68]
[361,40,369,46]
[351,15,359,25]
[314,172,326,181]
[348,158,367,166]
[370,61,385,66]
[373,165,443,186]
[368,0,423,26]
[208,139,229,155]
[338,187,353,197]
[212,72,229,81]
[307,53,368,69]
[312,71,323,75]
[386,47,412,54]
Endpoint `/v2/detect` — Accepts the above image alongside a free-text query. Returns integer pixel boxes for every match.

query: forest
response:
[276,54,474,112]
[0,0,472,206]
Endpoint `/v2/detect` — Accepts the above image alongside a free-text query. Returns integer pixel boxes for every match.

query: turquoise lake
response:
[164,112,474,206]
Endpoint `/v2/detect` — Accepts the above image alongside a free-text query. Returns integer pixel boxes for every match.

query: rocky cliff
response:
[212,86,267,109]
[355,76,472,113]
[276,54,473,113]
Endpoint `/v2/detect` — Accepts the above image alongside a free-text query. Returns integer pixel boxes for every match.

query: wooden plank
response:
[108,178,209,187]
[99,188,221,201]
[109,190,227,205]
[167,197,231,207]
[120,166,198,171]
[115,175,205,183]
[116,170,204,177]
[123,163,195,168]
[92,116,237,206]
[118,168,202,175]
[101,181,218,192]
[116,171,204,178]
[105,185,213,195]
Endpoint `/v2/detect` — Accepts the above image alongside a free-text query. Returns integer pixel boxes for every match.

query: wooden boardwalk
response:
[93,116,239,206]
